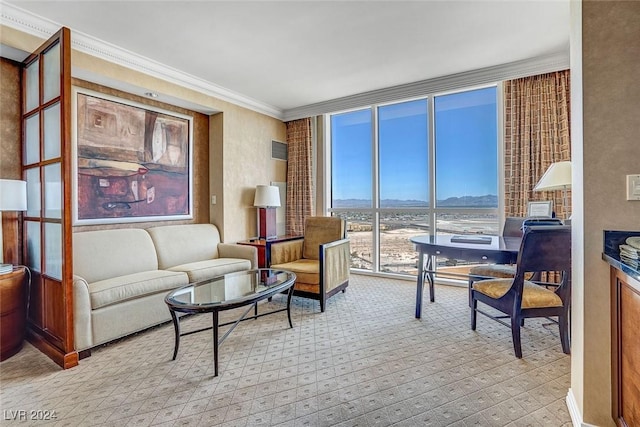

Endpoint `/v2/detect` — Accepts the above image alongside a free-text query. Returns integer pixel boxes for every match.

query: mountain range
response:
[333,195,498,208]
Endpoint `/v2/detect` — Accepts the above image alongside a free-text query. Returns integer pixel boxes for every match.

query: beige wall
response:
[0,24,286,242]
[572,1,640,425]
[0,57,21,179]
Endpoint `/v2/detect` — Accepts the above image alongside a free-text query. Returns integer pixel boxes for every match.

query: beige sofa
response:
[72,223,257,353]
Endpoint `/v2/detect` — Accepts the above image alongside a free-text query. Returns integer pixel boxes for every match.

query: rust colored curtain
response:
[504,70,571,218]
[285,118,313,235]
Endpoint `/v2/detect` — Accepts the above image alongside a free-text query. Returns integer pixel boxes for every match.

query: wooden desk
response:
[237,235,302,268]
[0,266,27,361]
[410,235,521,318]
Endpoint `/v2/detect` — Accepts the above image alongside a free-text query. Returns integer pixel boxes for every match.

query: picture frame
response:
[527,200,554,218]
[72,87,193,225]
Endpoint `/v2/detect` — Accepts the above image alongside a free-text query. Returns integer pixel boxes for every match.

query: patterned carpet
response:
[0,274,571,426]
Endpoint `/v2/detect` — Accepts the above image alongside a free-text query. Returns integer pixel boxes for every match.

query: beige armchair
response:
[270,216,350,312]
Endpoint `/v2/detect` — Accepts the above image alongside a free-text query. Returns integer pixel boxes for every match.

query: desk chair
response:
[467,217,565,305]
[470,225,571,358]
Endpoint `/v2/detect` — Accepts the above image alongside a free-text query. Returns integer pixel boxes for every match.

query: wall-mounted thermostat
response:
[627,174,640,200]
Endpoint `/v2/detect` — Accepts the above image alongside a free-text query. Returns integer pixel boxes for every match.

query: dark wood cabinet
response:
[611,267,640,427]
[0,267,27,361]
[237,235,302,268]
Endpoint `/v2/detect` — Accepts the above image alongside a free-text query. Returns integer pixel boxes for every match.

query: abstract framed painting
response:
[72,87,193,225]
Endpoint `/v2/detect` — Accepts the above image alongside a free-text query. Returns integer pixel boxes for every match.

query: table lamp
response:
[0,179,28,273]
[533,161,572,219]
[253,185,280,239]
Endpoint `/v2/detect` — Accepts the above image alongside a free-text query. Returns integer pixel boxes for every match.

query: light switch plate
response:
[627,174,640,200]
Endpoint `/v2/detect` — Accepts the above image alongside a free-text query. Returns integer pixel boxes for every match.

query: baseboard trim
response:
[566,388,599,427]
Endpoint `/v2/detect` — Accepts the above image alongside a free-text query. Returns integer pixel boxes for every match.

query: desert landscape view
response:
[338,213,500,276]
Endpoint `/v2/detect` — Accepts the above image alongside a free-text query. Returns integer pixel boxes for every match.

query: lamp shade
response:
[534,161,572,191]
[0,179,27,211]
[253,185,281,208]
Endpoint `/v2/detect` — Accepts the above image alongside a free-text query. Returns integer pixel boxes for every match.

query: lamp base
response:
[257,208,277,240]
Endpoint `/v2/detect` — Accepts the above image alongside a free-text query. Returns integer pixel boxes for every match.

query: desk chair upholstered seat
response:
[470,225,572,358]
[270,217,350,312]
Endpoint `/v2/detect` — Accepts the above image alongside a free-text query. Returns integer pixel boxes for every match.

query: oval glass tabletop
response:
[165,269,295,308]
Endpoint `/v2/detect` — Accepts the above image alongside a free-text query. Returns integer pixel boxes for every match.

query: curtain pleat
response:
[285,118,313,235]
[504,70,571,218]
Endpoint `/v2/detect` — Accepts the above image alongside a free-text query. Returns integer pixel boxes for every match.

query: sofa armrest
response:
[218,243,258,269]
[270,239,304,265]
[321,238,351,293]
[72,275,93,351]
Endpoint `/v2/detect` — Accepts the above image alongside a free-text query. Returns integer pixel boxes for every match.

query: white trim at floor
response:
[566,388,599,427]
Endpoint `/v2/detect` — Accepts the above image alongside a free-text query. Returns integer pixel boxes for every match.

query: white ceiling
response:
[2,0,570,117]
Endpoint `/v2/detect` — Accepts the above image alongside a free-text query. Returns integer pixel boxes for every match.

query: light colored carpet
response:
[0,274,571,426]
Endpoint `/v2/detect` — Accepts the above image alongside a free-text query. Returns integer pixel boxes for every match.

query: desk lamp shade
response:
[534,161,572,192]
[254,185,280,239]
[534,161,572,218]
[0,179,28,270]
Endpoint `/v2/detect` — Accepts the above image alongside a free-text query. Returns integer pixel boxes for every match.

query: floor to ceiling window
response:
[328,85,500,278]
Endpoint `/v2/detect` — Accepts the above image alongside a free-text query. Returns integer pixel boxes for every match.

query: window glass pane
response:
[26,221,41,273]
[434,87,498,207]
[43,42,60,103]
[379,211,429,275]
[43,103,61,160]
[331,109,372,208]
[25,113,40,165]
[44,163,62,219]
[25,59,39,112]
[26,168,41,217]
[379,99,428,207]
[332,211,372,271]
[435,212,499,236]
[434,212,499,280]
[45,222,62,280]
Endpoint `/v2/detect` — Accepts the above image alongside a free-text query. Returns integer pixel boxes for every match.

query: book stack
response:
[619,237,640,270]
[0,264,13,274]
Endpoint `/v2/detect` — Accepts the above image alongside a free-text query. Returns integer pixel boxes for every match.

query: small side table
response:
[0,266,27,361]
[238,235,302,268]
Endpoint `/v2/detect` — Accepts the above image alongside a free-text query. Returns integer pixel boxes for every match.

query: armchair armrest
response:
[218,243,258,269]
[320,238,350,293]
[270,239,304,264]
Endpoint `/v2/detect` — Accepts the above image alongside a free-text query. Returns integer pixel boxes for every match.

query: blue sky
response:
[331,87,497,203]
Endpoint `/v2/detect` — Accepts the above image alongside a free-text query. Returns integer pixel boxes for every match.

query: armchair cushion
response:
[302,217,345,260]
[270,259,320,285]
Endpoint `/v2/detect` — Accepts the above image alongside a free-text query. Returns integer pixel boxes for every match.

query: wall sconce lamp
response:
[253,185,281,240]
[0,179,28,273]
[534,161,572,219]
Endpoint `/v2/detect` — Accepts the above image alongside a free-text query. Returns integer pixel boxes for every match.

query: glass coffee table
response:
[165,268,296,376]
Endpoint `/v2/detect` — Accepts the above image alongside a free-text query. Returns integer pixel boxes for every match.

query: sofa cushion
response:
[168,258,252,282]
[74,229,159,284]
[89,270,189,309]
[147,224,221,269]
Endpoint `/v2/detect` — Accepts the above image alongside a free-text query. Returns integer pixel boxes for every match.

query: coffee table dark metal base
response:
[165,269,296,376]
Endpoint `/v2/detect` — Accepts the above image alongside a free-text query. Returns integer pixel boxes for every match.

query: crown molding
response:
[0,1,284,119]
[283,50,570,121]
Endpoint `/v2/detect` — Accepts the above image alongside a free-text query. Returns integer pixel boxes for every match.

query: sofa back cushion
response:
[147,223,221,269]
[73,229,159,284]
